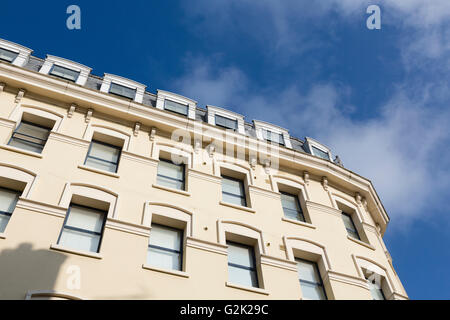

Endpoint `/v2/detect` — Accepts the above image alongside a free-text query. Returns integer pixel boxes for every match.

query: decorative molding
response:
[15,88,26,103]
[149,127,156,141]
[194,139,201,154]
[249,156,257,170]
[121,151,158,167]
[305,200,342,217]
[219,201,256,213]
[39,55,92,86]
[85,108,93,123]
[105,218,150,237]
[263,159,271,174]
[208,144,215,157]
[15,198,67,218]
[25,290,84,301]
[50,244,103,260]
[0,38,33,67]
[187,169,222,185]
[48,132,90,148]
[355,192,362,205]
[0,117,16,129]
[142,264,189,278]
[68,104,76,118]
[321,176,328,191]
[260,254,298,272]
[186,236,228,256]
[248,185,281,200]
[100,73,147,104]
[325,270,369,290]
[133,122,141,137]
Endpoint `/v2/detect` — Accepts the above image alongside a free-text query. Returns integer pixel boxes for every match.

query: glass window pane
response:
[0,48,18,62]
[281,193,300,210]
[228,265,258,288]
[216,115,237,130]
[109,83,136,100]
[8,138,44,153]
[59,228,101,253]
[89,142,120,163]
[156,175,184,190]
[0,188,19,213]
[149,225,182,251]
[85,157,117,173]
[158,161,184,181]
[0,214,11,233]
[368,280,385,300]
[147,247,181,270]
[312,146,330,160]
[296,259,321,283]
[300,281,327,300]
[65,206,105,233]
[164,100,188,116]
[16,122,50,141]
[222,192,246,207]
[50,65,80,82]
[222,177,245,197]
[228,243,255,268]
[341,214,356,232]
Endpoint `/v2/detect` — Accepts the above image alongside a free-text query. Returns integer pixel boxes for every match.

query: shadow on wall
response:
[0,243,67,300]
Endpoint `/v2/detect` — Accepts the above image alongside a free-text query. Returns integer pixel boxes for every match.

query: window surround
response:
[142,202,193,275]
[0,38,33,67]
[305,137,333,161]
[352,255,396,300]
[217,162,253,211]
[155,89,197,120]
[207,105,245,134]
[39,55,92,86]
[283,236,332,299]
[83,124,131,151]
[25,290,83,300]
[0,163,37,199]
[9,105,64,133]
[58,183,119,219]
[218,220,267,291]
[100,73,147,104]
[253,120,292,149]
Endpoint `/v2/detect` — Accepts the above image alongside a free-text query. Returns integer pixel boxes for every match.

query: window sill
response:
[152,184,191,197]
[225,282,269,295]
[0,144,43,158]
[219,201,256,213]
[0,232,6,239]
[281,217,316,229]
[78,165,120,178]
[50,244,103,259]
[142,264,189,278]
[347,236,375,251]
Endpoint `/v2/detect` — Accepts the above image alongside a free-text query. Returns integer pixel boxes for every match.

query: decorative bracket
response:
[0,82,5,93]
[134,122,141,137]
[194,139,201,154]
[263,159,271,174]
[322,176,328,191]
[303,171,310,185]
[85,108,93,123]
[355,192,362,205]
[208,145,215,157]
[15,88,26,103]
[149,127,156,141]
[249,156,257,170]
[68,104,77,118]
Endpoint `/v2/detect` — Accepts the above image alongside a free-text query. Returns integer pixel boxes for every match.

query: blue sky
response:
[1,0,449,299]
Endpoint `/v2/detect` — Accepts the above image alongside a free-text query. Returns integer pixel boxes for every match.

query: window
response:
[215,115,238,131]
[164,100,188,116]
[85,140,121,173]
[0,187,20,233]
[8,121,51,154]
[221,175,247,207]
[227,241,259,288]
[157,159,185,190]
[109,82,137,100]
[312,146,330,161]
[280,192,305,222]
[341,212,360,240]
[366,274,386,300]
[57,204,107,253]
[49,65,80,82]
[296,258,327,300]
[0,47,18,63]
[147,224,183,271]
[262,129,284,146]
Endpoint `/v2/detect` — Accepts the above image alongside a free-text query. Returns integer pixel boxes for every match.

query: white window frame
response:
[207,105,245,134]
[0,38,33,67]
[39,55,92,86]
[100,73,147,104]
[305,137,333,161]
[156,89,197,120]
[253,120,292,149]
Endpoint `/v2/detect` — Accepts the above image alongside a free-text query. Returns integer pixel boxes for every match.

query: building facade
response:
[0,38,408,300]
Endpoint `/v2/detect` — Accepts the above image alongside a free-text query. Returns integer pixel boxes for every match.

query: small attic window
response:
[109,82,137,100]
[49,65,80,82]
[312,146,330,161]
[262,129,284,146]
[0,47,18,63]
[305,137,332,161]
[253,120,292,148]
[215,114,238,131]
[164,99,188,116]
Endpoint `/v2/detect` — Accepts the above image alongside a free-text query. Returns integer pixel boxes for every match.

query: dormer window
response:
[253,120,292,148]
[262,129,284,146]
[100,74,147,104]
[0,48,19,63]
[49,65,80,82]
[164,99,188,116]
[207,105,245,134]
[0,38,33,67]
[39,55,91,86]
[109,82,137,100]
[305,137,332,161]
[156,90,197,119]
